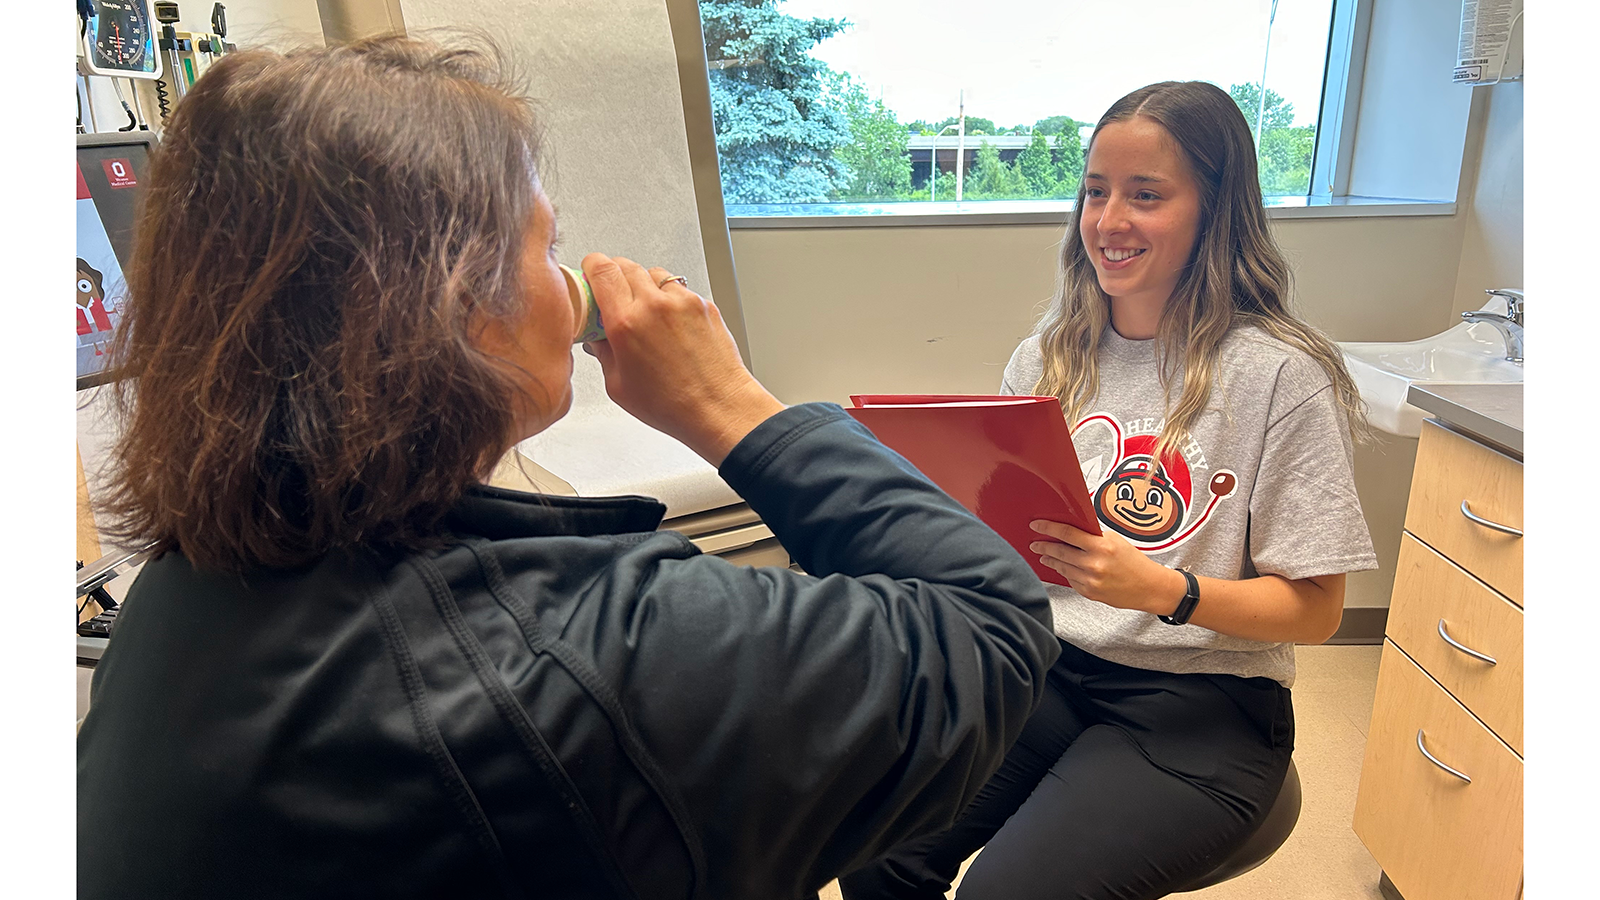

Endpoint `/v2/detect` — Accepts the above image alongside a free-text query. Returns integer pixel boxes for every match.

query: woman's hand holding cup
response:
[579,253,785,466]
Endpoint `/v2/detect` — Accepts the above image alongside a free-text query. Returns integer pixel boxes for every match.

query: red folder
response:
[846,395,1100,588]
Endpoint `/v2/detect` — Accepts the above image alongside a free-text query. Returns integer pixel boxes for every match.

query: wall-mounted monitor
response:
[77,130,156,390]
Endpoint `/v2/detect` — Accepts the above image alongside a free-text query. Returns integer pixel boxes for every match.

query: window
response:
[698,0,1341,218]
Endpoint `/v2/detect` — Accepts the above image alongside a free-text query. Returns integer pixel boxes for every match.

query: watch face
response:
[91,1,151,70]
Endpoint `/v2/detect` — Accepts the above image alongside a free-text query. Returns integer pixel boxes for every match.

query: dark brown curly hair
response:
[96,35,549,573]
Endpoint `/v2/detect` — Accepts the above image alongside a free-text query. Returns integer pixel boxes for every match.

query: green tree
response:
[1228,82,1315,196]
[1032,115,1077,136]
[1017,133,1056,197]
[1051,126,1084,195]
[933,114,997,137]
[964,140,1028,199]
[699,1,852,203]
[1257,126,1315,195]
[1227,82,1297,132]
[825,73,913,201]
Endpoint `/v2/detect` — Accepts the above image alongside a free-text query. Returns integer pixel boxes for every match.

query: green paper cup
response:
[560,264,606,343]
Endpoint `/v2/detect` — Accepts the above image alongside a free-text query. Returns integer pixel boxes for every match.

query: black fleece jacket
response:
[78,403,1059,900]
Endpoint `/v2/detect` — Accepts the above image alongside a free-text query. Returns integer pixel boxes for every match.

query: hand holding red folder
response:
[846,395,1100,588]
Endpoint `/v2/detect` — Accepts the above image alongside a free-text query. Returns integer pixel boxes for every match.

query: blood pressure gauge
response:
[81,0,164,80]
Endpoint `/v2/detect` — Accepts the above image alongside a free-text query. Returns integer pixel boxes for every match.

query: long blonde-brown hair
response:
[1035,81,1367,462]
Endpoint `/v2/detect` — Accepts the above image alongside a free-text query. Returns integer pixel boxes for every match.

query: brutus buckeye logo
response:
[1076,415,1237,552]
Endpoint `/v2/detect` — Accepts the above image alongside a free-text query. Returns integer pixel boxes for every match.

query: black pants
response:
[840,640,1295,900]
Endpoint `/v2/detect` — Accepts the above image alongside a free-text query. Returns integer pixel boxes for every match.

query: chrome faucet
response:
[1461,289,1523,363]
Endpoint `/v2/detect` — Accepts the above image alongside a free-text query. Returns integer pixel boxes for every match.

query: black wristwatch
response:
[1159,568,1200,626]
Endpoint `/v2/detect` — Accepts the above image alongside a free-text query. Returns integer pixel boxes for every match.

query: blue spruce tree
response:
[700,0,853,204]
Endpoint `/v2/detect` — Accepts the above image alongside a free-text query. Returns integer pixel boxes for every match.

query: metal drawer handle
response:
[1459,500,1523,537]
[1437,619,1498,665]
[1416,730,1472,783]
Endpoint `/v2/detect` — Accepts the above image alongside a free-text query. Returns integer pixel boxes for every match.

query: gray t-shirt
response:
[1000,325,1378,687]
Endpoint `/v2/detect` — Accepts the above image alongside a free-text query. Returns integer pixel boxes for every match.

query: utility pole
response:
[1254,0,1280,162]
[930,119,958,201]
[956,90,966,203]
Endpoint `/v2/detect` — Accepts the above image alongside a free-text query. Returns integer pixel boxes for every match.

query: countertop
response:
[1404,382,1523,459]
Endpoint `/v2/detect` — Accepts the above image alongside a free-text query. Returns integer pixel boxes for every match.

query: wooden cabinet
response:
[1385,536,1523,754]
[1355,644,1523,900]
[1354,420,1523,900]
[1401,421,1523,604]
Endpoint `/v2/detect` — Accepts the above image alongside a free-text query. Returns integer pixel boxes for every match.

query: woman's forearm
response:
[1148,568,1346,645]
[1029,520,1348,645]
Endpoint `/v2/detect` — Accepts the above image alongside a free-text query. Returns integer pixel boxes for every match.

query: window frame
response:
[1310,0,1375,198]
[721,195,1453,229]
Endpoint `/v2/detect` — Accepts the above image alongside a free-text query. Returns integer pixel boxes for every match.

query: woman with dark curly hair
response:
[76,36,1059,900]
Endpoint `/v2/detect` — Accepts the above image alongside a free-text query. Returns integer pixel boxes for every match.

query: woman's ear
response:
[464,322,513,377]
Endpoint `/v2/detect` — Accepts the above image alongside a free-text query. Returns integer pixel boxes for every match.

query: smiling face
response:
[1079,117,1203,329]
[77,263,103,308]
[1094,459,1186,542]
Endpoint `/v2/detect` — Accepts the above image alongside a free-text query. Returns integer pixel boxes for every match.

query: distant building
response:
[906,134,1061,189]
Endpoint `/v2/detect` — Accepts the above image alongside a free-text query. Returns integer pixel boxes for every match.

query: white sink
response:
[1339,302,1523,439]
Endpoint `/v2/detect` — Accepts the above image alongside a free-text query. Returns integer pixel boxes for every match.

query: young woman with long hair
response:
[75,36,1063,900]
[841,81,1377,900]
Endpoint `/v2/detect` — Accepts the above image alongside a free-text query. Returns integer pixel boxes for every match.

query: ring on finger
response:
[656,275,689,289]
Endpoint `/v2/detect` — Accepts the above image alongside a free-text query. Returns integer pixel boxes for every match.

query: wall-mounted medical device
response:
[154,2,234,96]
[77,130,157,387]
[80,0,164,80]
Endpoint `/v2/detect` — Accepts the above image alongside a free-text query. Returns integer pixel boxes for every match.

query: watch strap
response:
[1159,568,1200,626]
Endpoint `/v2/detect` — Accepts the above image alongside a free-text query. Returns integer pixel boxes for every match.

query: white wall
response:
[1451,80,1524,314]
[397,0,714,308]
[1345,0,1475,201]
[215,0,325,45]
[729,211,1469,400]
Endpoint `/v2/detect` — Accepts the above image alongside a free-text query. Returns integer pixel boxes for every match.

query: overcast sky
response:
[781,0,1335,129]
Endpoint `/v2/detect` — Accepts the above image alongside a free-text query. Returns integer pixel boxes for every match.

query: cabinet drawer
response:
[1388,534,1523,754]
[1404,420,1523,605]
[1354,642,1522,900]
